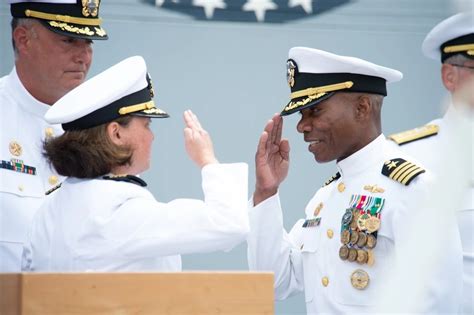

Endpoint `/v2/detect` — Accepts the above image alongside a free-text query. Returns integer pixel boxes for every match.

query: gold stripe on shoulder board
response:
[382,158,425,186]
[388,124,439,145]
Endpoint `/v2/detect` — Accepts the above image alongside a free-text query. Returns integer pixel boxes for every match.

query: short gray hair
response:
[11,18,38,55]
[444,54,471,65]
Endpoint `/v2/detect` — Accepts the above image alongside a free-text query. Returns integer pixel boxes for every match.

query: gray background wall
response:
[1,0,471,313]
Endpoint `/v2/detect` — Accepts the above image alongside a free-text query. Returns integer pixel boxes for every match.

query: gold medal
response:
[357,213,370,231]
[339,245,349,260]
[350,210,360,230]
[356,232,367,247]
[366,234,377,249]
[365,216,381,233]
[356,249,368,264]
[367,249,375,266]
[350,231,359,244]
[351,269,370,290]
[9,141,22,156]
[341,230,351,245]
[348,248,358,262]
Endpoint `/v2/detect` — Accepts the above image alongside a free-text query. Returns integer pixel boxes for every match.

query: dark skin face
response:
[296,92,380,163]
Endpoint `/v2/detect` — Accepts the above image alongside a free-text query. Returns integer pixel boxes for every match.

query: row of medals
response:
[339,208,381,266]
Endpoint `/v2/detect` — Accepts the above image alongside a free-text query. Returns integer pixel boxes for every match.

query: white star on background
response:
[193,0,227,19]
[155,0,179,6]
[288,0,313,14]
[242,0,278,22]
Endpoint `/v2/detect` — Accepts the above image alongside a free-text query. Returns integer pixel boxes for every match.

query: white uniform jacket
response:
[392,104,474,314]
[248,135,463,314]
[22,163,249,271]
[0,68,63,272]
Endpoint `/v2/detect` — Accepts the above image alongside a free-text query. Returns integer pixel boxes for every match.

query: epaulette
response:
[387,124,439,145]
[102,174,147,187]
[382,158,425,186]
[323,172,341,187]
[45,183,62,195]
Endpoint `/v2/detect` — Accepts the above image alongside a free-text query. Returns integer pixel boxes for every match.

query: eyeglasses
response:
[450,63,474,71]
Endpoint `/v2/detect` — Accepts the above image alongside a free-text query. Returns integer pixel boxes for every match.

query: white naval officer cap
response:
[282,47,403,116]
[45,56,169,131]
[9,0,108,40]
[422,12,474,62]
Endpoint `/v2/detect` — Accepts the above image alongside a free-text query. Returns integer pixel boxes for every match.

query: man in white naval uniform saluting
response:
[0,0,108,271]
[247,47,463,313]
[388,12,474,314]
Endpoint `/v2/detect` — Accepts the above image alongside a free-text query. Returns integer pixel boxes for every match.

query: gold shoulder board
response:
[388,124,439,145]
[382,158,425,186]
[45,183,62,195]
[323,172,341,187]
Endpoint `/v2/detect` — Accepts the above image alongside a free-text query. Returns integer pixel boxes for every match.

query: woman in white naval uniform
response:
[21,56,249,271]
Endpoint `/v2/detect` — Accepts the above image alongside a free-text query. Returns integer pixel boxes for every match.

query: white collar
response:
[336,134,386,178]
[6,67,51,118]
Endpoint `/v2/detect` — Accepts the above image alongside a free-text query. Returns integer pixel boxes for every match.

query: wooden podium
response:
[0,272,273,314]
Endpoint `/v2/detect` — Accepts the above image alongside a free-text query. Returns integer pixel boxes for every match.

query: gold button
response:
[322,276,329,287]
[327,229,334,239]
[45,127,54,138]
[18,185,24,192]
[313,202,323,217]
[337,182,345,192]
[48,175,59,186]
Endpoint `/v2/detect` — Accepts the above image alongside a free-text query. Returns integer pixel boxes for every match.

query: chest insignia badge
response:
[9,141,22,156]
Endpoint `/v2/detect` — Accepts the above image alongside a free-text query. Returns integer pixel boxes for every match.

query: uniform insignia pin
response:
[9,141,22,156]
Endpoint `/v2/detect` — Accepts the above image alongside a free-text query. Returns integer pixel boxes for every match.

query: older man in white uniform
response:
[388,12,474,313]
[247,47,463,313]
[0,0,107,271]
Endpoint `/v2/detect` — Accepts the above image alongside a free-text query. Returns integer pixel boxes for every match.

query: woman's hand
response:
[183,110,219,168]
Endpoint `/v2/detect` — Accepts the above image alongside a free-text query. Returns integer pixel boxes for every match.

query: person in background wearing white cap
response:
[246,47,463,313]
[21,56,249,272]
[388,12,473,313]
[0,0,107,272]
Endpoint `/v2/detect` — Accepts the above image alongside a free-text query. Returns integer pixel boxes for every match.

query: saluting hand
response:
[253,113,290,206]
[183,110,219,168]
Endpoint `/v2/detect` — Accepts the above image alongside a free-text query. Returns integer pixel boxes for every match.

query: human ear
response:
[106,122,124,146]
[355,95,371,121]
[441,63,458,93]
[12,26,31,55]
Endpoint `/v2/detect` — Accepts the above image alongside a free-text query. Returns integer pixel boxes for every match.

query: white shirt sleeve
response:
[247,193,305,300]
[74,163,250,259]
